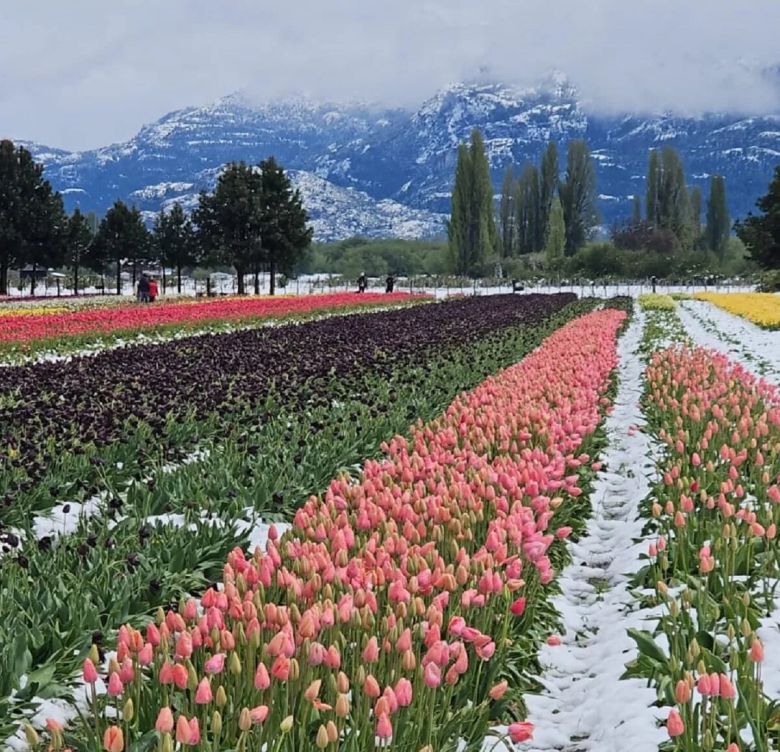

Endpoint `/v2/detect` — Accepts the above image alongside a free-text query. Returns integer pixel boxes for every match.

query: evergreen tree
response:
[447,129,497,275]
[0,139,67,295]
[514,165,541,254]
[92,201,152,294]
[64,208,94,295]
[539,142,559,241]
[646,149,660,226]
[689,185,703,242]
[257,156,312,295]
[498,167,514,258]
[736,166,780,269]
[154,202,197,293]
[705,175,730,259]
[632,195,642,225]
[544,195,565,264]
[194,162,264,295]
[559,140,597,256]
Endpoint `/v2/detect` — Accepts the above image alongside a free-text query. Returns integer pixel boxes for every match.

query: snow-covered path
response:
[517,310,665,752]
[678,300,780,384]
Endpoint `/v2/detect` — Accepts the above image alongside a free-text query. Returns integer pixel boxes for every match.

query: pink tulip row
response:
[36,308,626,751]
[642,346,780,751]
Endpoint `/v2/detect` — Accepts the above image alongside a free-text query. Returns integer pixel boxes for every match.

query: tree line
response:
[0,139,311,296]
[446,128,777,276]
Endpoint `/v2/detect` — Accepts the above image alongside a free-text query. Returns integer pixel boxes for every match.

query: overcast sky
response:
[2,0,779,151]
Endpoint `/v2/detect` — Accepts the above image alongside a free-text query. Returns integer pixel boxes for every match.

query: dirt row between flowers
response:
[16,306,630,752]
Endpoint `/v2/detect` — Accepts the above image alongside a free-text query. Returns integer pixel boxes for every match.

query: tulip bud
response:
[326,721,338,743]
[239,708,252,732]
[216,685,227,707]
[23,723,39,747]
[316,724,329,749]
[161,734,173,752]
[187,663,198,690]
[123,698,134,722]
[289,658,300,681]
[336,693,350,718]
[229,652,242,675]
[742,619,752,638]
[337,671,349,694]
[280,715,294,733]
[88,643,100,664]
[211,711,222,735]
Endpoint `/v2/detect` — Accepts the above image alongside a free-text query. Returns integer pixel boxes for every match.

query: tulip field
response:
[1,290,779,752]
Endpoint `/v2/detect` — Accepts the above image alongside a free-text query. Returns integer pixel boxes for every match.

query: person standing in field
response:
[148,277,159,302]
[137,273,150,302]
[357,273,367,293]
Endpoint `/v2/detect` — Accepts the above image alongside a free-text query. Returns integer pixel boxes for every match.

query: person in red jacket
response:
[148,277,159,302]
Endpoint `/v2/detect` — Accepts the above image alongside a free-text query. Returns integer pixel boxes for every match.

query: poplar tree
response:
[559,140,597,256]
[498,167,515,258]
[64,208,94,295]
[447,129,497,275]
[154,202,197,293]
[544,195,565,264]
[514,165,541,254]
[705,175,730,259]
[646,149,660,226]
[539,142,559,241]
[632,195,642,226]
[690,186,703,243]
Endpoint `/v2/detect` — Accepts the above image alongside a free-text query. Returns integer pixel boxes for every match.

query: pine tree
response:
[689,186,703,243]
[498,167,514,258]
[544,195,565,264]
[539,142,559,241]
[0,139,67,295]
[92,201,152,294]
[64,208,94,295]
[447,129,496,275]
[705,175,730,259]
[194,162,264,295]
[258,156,312,295]
[735,165,780,269]
[154,202,197,293]
[559,140,597,256]
[632,195,642,225]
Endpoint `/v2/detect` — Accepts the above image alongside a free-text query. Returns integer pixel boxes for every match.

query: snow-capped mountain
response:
[16,77,780,240]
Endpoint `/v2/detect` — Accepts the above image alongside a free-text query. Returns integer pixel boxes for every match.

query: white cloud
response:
[1,0,778,150]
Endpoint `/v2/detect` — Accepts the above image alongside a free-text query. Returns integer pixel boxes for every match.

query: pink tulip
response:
[103,726,124,752]
[667,709,684,737]
[195,677,212,704]
[250,705,269,724]
[508,721,534,742]
[423,662,441,688]
[204,653,225,675]
[395,677,413,706]
[510,597,526,617]
[82,658,98,684]
[547,635,561,646]
[107,672,123,697]
[375,712,393,739]
[750,638,764,663]
[155,707,174,734]
[489,680,508,700]
[254,662,271,689]
[362,636,379,663]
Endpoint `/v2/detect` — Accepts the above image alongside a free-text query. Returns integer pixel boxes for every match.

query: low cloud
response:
[1,0,778,150]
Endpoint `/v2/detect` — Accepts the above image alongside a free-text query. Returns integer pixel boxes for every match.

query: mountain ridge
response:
[12,76,780,241]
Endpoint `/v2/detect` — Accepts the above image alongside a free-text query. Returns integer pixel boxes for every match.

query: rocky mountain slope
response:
[16,76,780,240]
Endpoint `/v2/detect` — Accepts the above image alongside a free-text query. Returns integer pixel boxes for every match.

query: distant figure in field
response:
[137,274,150,303]
[357,273,367,293]
[651,275,657,293]
[149,277,159,302]
[385,274,395,294]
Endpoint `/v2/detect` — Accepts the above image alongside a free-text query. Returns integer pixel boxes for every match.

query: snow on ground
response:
[514,310,666,752]
[678,300,780,384]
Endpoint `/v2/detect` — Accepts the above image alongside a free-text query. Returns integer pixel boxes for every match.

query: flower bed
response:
[627,344,780,750]
[0,293,419,354]
[694,292,780,330]
[27,308,626,751]
[639,293,677,311]
[2,294,604,742]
